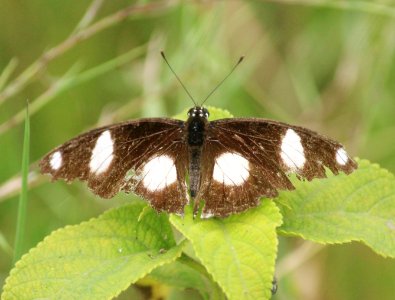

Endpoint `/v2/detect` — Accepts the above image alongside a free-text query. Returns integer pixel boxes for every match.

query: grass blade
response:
[0,231,13,257]
[0,58,18,92]
[13,103,30,264]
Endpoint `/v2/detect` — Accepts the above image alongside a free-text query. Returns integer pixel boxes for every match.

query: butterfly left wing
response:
[40,119,189,215]
[196,118,357,218]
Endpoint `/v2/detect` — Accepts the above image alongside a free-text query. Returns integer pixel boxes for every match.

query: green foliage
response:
[1,2,395,298]
[277,159,395,258]
[2,107,395,300]
[170,202,282,300]
[2,203,185,300]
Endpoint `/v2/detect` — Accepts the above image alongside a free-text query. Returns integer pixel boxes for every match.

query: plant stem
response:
[13,104,30,264]
[178,253,209,277]
[263,0,395,18]
[0,0,172,105]
[276,241,324,279]
[0,45,146,136]
[178,253,226,300]
[0,58,18,92]
[72,0,105,34]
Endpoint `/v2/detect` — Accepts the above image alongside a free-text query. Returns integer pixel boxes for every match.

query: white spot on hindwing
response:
[281,129,306,170]
[213,152,249,185]
[142,155,177,191]
[201,210,215,219]
[336,147,349,165]
[90,130,114,174]
[50,151,62,170]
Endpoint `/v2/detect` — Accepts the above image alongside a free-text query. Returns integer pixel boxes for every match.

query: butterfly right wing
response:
[39,119,189,215]
[195,118,357,217]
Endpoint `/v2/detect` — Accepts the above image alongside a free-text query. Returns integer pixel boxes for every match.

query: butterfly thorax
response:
[185,107,209,198]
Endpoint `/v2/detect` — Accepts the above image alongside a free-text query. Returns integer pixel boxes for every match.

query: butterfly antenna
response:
[200,56,244,106]
[161,51,197,106]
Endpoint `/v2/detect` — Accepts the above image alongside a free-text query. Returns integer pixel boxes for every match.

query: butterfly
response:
[39,105,357,218]
[40,54,357,218]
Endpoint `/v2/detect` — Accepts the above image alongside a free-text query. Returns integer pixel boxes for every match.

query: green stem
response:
[0,58,18,92]
[13,104,30,264]
[0,45,146,136]
[178,253,210,277]
[178,253,226,300]
[0,1,171,105]
[264,0,395,18]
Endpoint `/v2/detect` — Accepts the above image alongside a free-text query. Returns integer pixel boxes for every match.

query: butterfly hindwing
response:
[196,118,357,217]
[196,142,292,218]
[127,148,188,214]
[40,119,188,214]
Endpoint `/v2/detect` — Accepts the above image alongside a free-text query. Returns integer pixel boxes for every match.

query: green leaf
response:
[277,159,395,258]
[173,106,233,121]
[170,201,282,300]
[2,202,185,300]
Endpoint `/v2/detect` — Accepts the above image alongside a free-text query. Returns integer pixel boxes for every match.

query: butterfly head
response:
[187,107,210,119]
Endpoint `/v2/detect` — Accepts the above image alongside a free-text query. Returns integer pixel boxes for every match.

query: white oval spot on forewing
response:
[213,152,250,186]
[280,129,306,170]
[336,147,349,166]
[90,130,114,174]
[142,155,177,191]
[50,151,62,170]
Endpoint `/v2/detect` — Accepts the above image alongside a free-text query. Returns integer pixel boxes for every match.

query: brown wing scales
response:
[40,119,188,214]
[40,116,357,218]
[196,119,357,217]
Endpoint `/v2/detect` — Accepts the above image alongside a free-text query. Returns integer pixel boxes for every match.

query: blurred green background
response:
[1,0,395,299]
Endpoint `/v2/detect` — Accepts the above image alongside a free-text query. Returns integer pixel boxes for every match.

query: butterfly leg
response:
[192,198,201,218]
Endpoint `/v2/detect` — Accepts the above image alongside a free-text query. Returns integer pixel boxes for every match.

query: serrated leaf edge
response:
[170,202,282,300]
[277,158,395,259]
[3,202,185,299]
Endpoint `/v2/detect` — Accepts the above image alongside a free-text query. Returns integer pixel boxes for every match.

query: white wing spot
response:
[281,129,306,170]
[201,210,215,219]
[50,151,62,170]
[90,130,114,174]
[142,155,177,191]
[213,152,249,186]
[336,147,349,166]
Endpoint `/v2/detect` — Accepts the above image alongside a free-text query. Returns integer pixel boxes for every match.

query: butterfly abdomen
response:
[186,115,208,198]
[189,147,201,198]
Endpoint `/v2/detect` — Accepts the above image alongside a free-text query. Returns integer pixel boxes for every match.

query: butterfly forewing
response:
[211,118,356,175]
[40,119,189,214]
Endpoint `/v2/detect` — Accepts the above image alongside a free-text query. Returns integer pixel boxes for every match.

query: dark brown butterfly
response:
[40,54,357,218]
[39,105,357,218]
